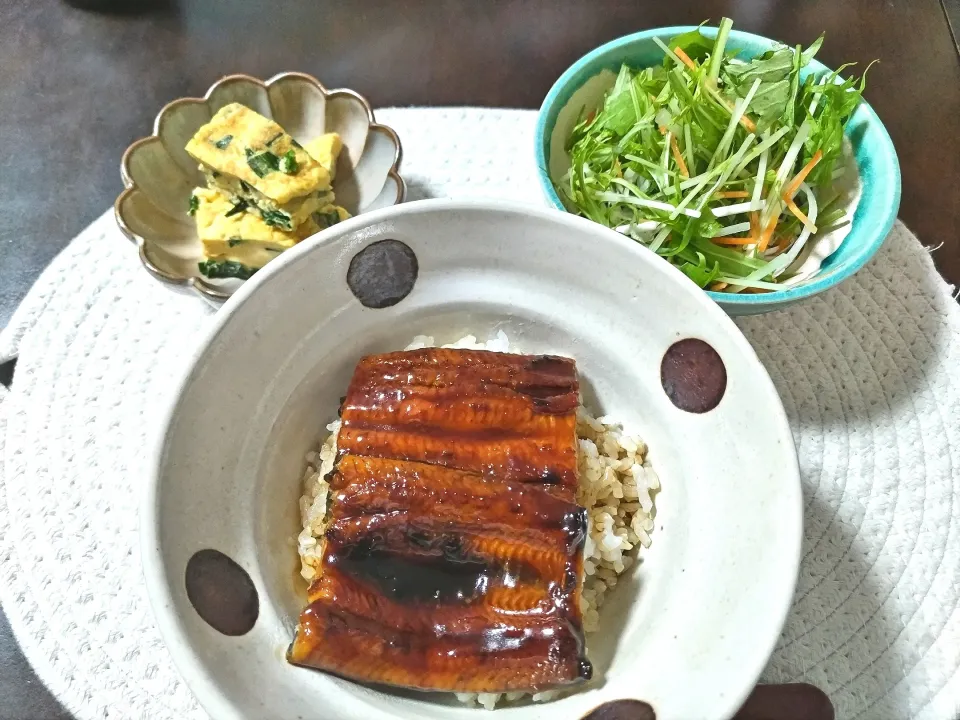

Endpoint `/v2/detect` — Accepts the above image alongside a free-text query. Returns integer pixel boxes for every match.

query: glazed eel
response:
[288,348,592,694]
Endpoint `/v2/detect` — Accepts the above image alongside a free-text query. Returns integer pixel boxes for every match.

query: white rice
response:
[296,333,659,710]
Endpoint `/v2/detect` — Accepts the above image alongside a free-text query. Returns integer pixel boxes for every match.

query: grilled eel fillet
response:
[288,348,592,693]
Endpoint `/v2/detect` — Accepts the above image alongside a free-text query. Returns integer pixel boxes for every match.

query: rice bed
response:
[295,333,660,710]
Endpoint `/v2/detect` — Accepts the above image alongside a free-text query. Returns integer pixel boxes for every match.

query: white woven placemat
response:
[1,108,959,720]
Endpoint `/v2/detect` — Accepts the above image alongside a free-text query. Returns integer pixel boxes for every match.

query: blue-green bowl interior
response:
[535,26,901,309]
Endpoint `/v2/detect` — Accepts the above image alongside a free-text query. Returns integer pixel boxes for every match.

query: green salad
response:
[557,18,874,292]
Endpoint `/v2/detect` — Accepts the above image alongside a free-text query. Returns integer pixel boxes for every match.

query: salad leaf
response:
[723,46,795,129]
[722,34,825,131]
[668,24,715,63]
[725,47,795,87]
[800,61,875,185]
[801,34,825,65]
[600,65,641,133]
[678,251,722,287]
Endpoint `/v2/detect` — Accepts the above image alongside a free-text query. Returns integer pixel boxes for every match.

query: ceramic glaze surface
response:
[144,199,801,720]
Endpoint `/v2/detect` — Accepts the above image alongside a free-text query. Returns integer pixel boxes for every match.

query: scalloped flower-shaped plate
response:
[115,72,405,301]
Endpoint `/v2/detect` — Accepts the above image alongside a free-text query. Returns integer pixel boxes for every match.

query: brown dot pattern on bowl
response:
[582,699,656,720]
[185,549,259,636]
[346,239,418,308]
[660,338,727,413]
[733,683,835,720]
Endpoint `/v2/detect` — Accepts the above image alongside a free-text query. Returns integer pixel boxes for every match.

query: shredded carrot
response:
[709,281,729,291]
[769,234,792,256]
[715,190,749,199]
[670,135,689,177]
[757,217,778,252]
[711,236,757,245]
[786,199,817,233]
[658,125,667,135]
[586,109,596,124]
[782,149,823,202]
[765,234,792,257]
[673,47,697,71]
[749,212,760,242]
[719,96,757,133]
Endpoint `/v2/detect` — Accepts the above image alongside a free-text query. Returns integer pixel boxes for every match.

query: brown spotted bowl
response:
[143,199,802,719]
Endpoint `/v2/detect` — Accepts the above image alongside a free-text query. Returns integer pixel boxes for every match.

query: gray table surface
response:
[2,1,959,718]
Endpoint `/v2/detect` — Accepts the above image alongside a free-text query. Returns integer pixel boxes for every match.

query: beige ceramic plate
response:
[115,72,405,301]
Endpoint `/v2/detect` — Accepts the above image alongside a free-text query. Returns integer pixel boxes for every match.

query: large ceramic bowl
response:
[143,199,802,719]
[115,72,405,301]
[535,27,901,315]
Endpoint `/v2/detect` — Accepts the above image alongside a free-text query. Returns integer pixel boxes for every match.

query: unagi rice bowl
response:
[295,333,660,709]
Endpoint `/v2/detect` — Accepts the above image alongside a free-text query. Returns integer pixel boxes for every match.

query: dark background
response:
[1,1,959,717]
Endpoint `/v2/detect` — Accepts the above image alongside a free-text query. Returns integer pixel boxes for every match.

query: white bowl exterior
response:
[145,200,801,720]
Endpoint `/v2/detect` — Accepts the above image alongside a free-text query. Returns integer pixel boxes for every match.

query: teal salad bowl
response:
[535,26,901,315]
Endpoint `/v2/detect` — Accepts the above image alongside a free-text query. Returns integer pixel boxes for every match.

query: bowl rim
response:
[142,197,802,720]
[114,71,407,302]
[534,25,902,308]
